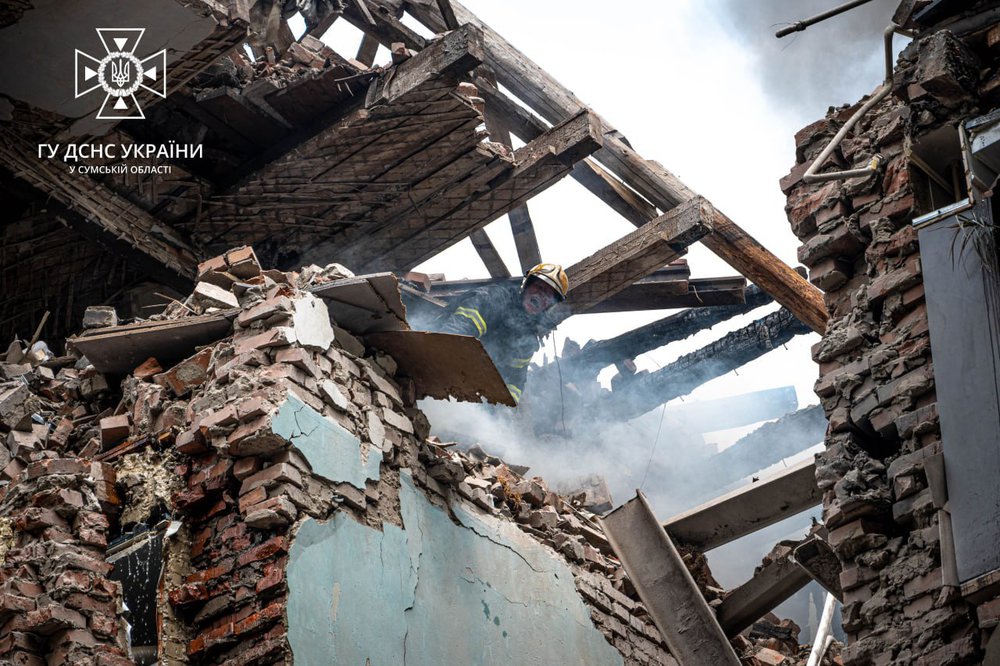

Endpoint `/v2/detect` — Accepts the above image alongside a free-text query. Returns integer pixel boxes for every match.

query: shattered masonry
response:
[783,21,1000,666]
[0,250,676,665]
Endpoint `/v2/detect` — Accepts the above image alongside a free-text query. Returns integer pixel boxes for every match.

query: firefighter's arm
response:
[440,291,491,339]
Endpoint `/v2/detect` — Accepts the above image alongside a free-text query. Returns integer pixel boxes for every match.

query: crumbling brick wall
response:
[783,26,1000,666]
[0,249,673,665]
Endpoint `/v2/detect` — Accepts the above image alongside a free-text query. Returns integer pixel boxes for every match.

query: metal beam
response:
[716,541,813,636]
[662,458,821,552]
[601,492,742,666]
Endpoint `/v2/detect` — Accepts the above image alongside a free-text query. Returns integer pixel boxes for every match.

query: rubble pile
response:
[783,28,995,666]
[0,247,691,665]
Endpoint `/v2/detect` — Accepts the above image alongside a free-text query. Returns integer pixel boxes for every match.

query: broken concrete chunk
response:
[290,294,334,351]
[194,282,239,310]
[0,383,31,431]
[82,306,117,329]
[320,380,351,412]
[366,410,386,450]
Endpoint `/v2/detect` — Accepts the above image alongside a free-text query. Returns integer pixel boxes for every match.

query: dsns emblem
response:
[75,28,166,120]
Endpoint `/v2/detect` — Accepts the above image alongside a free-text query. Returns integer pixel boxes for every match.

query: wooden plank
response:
[469,229,511,278]
[565,197,712,312]
[662,458,821,552]
[68,313,236,375]
[584,276,746,312]
[716,542,813,636]
[365,330,515,406]
[508,206,541,273]
[344,0,428,58]
[570,159,659,227]
[601,492,743,666]
[358,109,602,271]
[436,0,460,29]
[699,202,829,334]
[356,35,380,66]
[479,69,542,273]
[422,263,689,298]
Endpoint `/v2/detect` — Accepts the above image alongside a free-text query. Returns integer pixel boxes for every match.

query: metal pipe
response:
[806,592,838,666]
[776,0,878,38]
[803,24,901,184]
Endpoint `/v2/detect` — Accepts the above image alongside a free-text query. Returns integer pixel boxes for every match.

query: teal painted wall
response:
[272,394,380,490]
[287,472,624,666]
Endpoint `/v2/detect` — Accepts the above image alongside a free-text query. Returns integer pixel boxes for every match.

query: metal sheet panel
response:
[919,206,1000,582]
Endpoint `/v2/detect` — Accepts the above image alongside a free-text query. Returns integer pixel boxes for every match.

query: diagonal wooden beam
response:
[565,196,712,313]
[474,77,659,228]
[0,129,198,282]
[469,229,510,278]
[406,1,829,333]
[479,69,543,273]
[698,201,828,333]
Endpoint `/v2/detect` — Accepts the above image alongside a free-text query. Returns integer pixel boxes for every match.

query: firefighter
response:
[435,263,569,404]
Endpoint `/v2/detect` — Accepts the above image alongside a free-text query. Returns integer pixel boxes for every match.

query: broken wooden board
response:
[365,330,515,406]
[68,313,236,375]
[309,273,408,334]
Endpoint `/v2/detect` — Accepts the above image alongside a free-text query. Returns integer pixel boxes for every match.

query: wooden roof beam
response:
[469,229,511,278]
[564,196,713,313]
[406,1,829,333]
[480,68,542,273]
[603,307,811,420]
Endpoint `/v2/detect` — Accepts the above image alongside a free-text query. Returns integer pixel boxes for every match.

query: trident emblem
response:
[75,28,167,120]
[110,59,130,88]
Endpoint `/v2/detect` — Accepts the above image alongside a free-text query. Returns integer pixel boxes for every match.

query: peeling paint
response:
[287,472,623,666]
[272,394,380,490]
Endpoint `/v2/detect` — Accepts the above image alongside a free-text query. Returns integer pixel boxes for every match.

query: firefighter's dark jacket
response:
[433,283,542,403]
